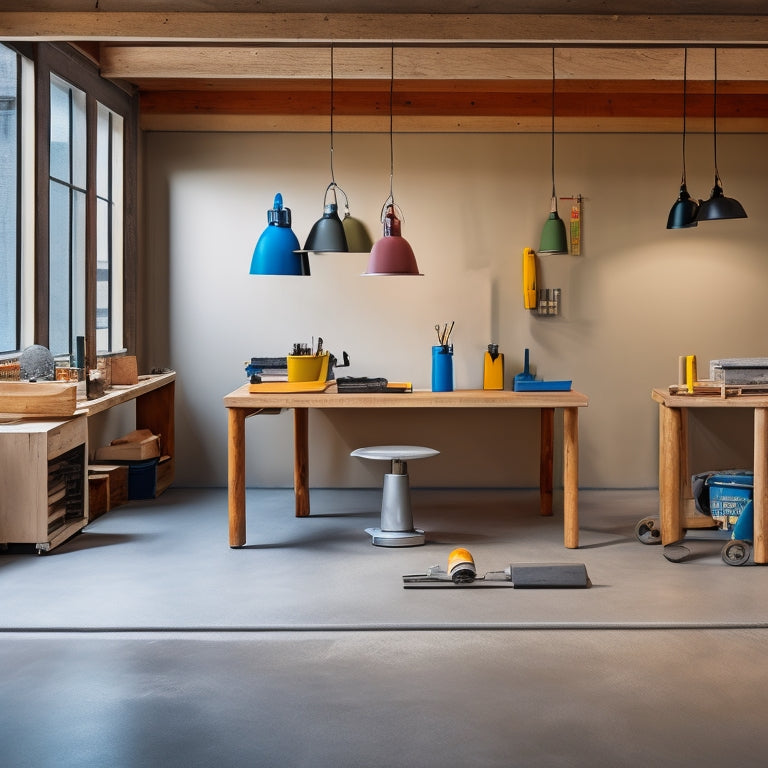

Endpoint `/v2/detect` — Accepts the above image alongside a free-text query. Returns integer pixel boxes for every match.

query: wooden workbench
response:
[652,387,768,563]
[223,386,589,549]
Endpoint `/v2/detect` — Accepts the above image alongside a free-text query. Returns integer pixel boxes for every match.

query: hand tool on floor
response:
[402,548,590,588]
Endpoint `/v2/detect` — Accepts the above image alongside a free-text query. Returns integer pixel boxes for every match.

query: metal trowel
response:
[402,548,591,589]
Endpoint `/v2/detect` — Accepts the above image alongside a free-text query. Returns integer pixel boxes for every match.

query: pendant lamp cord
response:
[712,47,720,184]
[329,43,336,187]
[388,46,395,204]
[550,47,556,203]
[681,48,688,184]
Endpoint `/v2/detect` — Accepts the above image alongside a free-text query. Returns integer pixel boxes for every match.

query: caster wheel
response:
[722,539,752,566]
[635,517,662,545]
[663,544,691,563]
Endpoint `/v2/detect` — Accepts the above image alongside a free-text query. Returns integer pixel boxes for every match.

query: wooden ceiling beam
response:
[3,13,768,45]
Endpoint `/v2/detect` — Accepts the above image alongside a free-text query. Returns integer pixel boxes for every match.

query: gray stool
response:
[350,445,439,547]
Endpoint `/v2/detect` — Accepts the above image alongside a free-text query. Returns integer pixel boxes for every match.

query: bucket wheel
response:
[635,517,662,545]
[721,539,752,566]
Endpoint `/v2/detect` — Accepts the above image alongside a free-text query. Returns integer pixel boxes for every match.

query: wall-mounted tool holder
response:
[537,288,561,316]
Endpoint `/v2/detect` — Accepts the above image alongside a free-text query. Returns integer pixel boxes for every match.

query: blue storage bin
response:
[706,471,753,531]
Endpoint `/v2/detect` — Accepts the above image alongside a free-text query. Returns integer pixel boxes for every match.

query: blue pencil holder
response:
[431,345,454,392]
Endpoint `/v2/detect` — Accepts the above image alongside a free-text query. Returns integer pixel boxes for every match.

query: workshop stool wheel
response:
[722,539,752,566]
[635,517,662,545]
[351,445,439,547]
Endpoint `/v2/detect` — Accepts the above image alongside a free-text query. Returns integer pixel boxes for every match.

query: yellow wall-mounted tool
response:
[522,247,537,309]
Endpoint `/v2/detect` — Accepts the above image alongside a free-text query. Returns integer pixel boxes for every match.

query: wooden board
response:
[0,381,77,417]
[248,379,336,394]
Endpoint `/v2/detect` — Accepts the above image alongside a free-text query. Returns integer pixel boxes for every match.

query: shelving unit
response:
[0,415,88,552]
[0,371,176,552]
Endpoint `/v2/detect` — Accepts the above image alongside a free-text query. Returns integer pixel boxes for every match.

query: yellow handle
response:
[523,247,537,309]
[447,547,477,583]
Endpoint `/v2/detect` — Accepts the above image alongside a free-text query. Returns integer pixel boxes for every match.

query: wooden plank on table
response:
[0,382,77,417]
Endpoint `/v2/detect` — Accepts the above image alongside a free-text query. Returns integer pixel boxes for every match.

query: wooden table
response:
[223,386,589,548]
[652,387,768,563]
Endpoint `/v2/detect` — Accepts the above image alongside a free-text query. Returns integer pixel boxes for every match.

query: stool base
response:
[365,527,426,547]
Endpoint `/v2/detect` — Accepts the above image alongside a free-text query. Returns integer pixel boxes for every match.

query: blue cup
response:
[431,345,454,392]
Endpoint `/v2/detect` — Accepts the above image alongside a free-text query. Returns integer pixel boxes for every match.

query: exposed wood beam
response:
[2,13,768,45]
[99,46,768,82]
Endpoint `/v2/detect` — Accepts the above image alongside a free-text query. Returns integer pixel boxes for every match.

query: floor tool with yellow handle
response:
[402,547,590,588]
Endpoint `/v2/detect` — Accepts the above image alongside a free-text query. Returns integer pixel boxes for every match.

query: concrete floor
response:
[2,488,768,767]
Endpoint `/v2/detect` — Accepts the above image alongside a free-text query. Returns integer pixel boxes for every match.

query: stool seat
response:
[351,444,439,547]
[351,445,440,462]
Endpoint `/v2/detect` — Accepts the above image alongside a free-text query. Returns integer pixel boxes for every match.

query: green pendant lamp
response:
[539,48,569,255]
[697,48,747,222]
[667,48,699,229]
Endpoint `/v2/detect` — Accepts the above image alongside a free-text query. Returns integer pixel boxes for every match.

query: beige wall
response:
[141,130,768,490]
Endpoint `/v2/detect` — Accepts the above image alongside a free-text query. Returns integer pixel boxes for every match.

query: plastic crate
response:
[706,472,753,531]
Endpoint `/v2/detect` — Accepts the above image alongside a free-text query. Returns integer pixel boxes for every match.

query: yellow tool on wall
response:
[522,247,537,310]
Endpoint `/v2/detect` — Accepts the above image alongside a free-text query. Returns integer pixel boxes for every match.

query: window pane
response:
[49,75,70,183]
[49,73,86,360]
[48,180,70,356]
[0,45,18,353]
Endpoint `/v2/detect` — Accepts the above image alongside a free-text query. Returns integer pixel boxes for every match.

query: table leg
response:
[563,406,579,549]
[659,403,683,545]
[753,408,768,564]
[294,408,310,517]
[540,408,554,516]
[228,407,247,547]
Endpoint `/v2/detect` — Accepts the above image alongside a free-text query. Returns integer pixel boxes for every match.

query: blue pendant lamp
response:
[667,48,699,229]
[363,47,422,276]
[539,48,569,255]
[250,193,309,276]
[697,48,747,222]
[301,44,349,253]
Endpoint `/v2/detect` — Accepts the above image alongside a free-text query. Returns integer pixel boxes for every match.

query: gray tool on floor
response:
[402,548,591,588]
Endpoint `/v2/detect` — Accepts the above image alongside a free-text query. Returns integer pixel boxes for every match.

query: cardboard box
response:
[111,355,139,385]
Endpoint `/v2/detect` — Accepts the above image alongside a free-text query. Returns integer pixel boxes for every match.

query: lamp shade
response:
[342,212,374,253]
[303,202,349,253]
[667,183,699,229]
[697,176,747,221]
[363,204,421,276]
[250,193,308,276]
[539,208,569,254]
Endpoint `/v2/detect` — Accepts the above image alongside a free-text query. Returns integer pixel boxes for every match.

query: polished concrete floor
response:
[2,488,768,767]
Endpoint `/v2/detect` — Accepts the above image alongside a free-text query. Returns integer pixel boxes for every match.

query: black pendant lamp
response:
[302,44,349,253]
[539,48,569,255]
[667,48,699,229]
[697,48,747,222]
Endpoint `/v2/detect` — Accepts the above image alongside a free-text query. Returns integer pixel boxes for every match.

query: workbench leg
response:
[294,408,310,517]
[753,409,768,564]
[659,404,683,545]
[540,408,554,516]
[563,407,579,549]
[228,408,247,547]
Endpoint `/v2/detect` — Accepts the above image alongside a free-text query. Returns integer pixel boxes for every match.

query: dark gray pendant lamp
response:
[667,48,699,229]
[697,47,747,222]
[539,48,569,255]
[302,44,350,253]
[363,47,422,276]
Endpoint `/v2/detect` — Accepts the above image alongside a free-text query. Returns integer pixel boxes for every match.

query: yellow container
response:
[287,352,330,382]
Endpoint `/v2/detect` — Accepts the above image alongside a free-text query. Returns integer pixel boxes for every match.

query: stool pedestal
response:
[351,445,439,548]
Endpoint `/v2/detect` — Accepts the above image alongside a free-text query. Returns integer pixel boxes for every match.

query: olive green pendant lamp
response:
[667,48,699,229]
[539,48,569,255]
[697,48,747,222]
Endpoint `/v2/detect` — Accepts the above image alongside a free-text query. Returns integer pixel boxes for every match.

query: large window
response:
[0,42,137,366]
